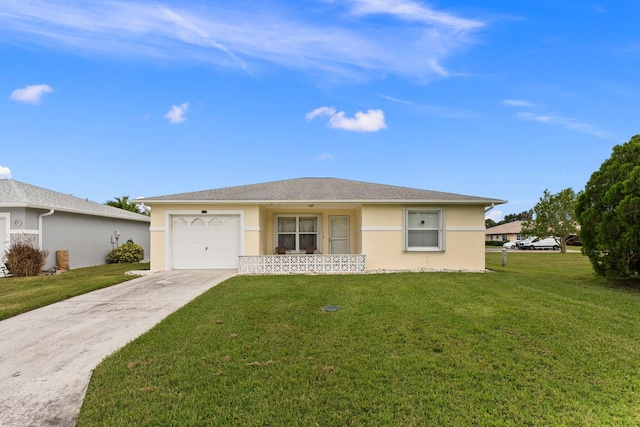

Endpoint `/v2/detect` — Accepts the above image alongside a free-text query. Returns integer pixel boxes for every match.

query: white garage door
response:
[171,215,241,269]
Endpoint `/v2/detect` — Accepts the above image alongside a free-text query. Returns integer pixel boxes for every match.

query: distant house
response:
[0,179,150,270]
[138,178,506,274]
[485,220,524,243]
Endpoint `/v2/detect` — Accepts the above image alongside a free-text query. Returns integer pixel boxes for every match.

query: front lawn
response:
[0,262,149,320]
[78,253,640,426]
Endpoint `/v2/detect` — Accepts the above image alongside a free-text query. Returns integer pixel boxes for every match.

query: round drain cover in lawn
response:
[321,305,340,312]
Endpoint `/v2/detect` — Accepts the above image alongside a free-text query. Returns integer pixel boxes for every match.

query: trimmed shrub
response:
[485,241,506,247]
[4,237,49,277]
[106,241,144,264]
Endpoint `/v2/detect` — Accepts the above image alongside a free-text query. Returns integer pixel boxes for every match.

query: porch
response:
[239,253,366,275]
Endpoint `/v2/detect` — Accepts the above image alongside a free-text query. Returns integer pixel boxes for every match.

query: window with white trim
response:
[276,215,321,251]
[404,209,444,251]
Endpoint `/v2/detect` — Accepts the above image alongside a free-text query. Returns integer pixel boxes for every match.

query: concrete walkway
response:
[0,269,236,427]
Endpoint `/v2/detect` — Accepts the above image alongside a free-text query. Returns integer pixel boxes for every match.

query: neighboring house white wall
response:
[41,211,150,269]
[0,213,8,259]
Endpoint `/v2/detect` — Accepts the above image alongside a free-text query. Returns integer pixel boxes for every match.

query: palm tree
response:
[105,195,146,214]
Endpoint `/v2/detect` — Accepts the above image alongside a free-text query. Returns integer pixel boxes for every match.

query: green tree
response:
[485,218,497,229]
[521,188,579,253]
[575,134,640,279]
[503,210,533,224]
[105,195,147,215]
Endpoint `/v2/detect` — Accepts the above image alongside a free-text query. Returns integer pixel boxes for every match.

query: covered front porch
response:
[239,253,366,274]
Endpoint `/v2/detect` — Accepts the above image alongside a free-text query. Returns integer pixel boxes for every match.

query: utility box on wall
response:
[56,250,69,271]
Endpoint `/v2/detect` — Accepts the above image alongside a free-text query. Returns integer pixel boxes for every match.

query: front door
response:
[329,216,349,254]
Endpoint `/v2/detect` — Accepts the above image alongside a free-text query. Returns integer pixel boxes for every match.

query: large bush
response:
[4,237,49,277]
[576,134,640,278]
[106,241,144,264]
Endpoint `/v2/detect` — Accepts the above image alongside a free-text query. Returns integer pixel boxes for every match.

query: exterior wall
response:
[147,202,488,272]
[245,210,261,256]
[361,204,487,271]
[148,204,361,271]
[0,213,8,257]
[485,221,524,242]
[486,232,523,242]
[258,206,268,256]
[148,203,261,271]
[0,208,149,269]
[149,207,166,272]
[0,207,39,245]
[41,210,150,269]
[0,208,39,262]
[261,207,358,255]
[354,205,363,254]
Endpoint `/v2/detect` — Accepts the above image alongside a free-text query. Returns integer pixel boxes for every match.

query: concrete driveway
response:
[0,269,236,427]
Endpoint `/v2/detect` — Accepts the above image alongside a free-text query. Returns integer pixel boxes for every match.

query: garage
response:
[171,214,241,269]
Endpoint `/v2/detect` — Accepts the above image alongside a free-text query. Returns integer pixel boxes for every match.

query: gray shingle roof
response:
[140,178,506,204]
[0,179,150,222]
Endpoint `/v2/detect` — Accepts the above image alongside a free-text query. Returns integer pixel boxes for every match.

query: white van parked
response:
[520,237,560,250]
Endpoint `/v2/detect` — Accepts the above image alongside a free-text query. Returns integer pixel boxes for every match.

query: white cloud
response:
[348,0,484,31]
[485,209,503,222]
[316,153,335,161]
[330,109,387,132]
[164,103,189,124]
[501,99,534,107]
[307,106,386,132]
[9,84,53,104]
[0,1,486,82]
[0,166,12,179]
[516,112,612,140]
[380,94,413,105]
[306,106,336,120]
[380,94,478,118]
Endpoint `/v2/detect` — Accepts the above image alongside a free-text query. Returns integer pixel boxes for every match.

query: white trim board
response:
[446,226,485,231]
[361,226,403,231]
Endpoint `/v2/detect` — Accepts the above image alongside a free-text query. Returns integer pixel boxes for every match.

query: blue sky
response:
[1,0,638,220]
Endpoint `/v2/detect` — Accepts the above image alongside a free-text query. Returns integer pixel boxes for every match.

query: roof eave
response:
[0,203,150,222]
[137,198,507,205]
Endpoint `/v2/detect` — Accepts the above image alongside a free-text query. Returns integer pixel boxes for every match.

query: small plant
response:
[5,237,49,277]
[106,241,144,264]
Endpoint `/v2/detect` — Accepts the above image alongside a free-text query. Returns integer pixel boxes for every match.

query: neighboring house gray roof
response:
[0,179,150,222]
[140,177,506,205]
[485,221,523,235]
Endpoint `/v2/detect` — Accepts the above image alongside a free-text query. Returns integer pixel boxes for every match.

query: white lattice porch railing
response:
[239,254,366,274]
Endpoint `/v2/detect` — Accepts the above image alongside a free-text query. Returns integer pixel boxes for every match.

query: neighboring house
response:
[485,221,524,242]
[138,178,505,274]
[0,179,150,270]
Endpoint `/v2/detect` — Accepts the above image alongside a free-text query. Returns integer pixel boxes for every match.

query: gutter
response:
[136,198,509,206]
[38,209,55,250]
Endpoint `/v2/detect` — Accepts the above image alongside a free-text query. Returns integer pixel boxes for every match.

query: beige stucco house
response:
[485,221,524,242]
[138,178,506,274]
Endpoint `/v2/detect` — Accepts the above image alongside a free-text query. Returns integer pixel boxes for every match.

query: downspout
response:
[38,209,55,250]
[484,203,495,213]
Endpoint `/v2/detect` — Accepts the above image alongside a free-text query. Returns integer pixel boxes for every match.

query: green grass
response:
[78,253,640,426]
[0,262,149,320]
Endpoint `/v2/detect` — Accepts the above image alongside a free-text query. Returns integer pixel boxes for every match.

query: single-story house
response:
[485,221,524,242]
[138,178,505,274]
[0,179,150,270]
